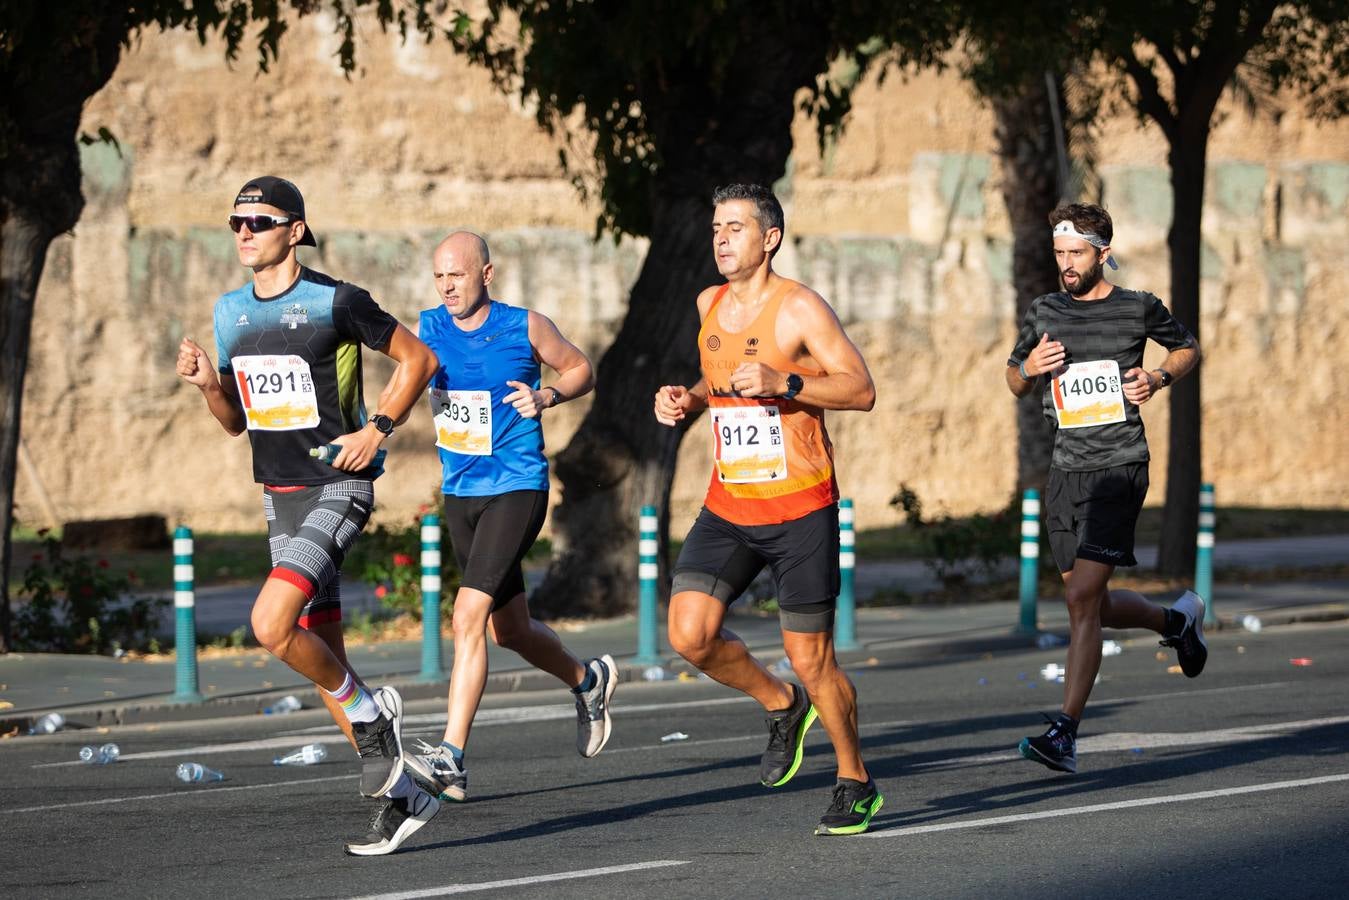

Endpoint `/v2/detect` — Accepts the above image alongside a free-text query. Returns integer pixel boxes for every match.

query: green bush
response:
[889,484,1019,587]
[14,536,167,653]
[344,505,461,621]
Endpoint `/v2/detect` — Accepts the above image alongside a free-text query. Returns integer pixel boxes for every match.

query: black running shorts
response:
[263,479,375,628]
[671,504,839,633]
[1045,463,1149,573]
[442,490,548,611]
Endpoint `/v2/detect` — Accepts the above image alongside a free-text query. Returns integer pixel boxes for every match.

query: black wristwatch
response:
[782,373,804,401]
[545,387,563,408]
[1153,369,1173,389]
[370,413,395,436]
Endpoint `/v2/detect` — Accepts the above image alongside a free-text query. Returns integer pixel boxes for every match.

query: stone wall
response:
[15,15,1349,536]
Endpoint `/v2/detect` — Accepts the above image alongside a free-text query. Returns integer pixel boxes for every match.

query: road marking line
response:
[346,860,690,899]
[864,772,1349,839]
[7,774,355,814]
[909,714,1349,769]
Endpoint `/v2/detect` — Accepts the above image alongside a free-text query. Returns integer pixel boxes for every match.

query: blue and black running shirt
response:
[213,267,398,486]
[1007,287,1196,473]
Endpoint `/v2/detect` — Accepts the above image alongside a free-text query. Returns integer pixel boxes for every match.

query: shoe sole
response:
[364,687,405,798]
[1018,737,1077,773]
[344,793,440,856]
[763,703,819,788]
[580,653,619,759]
[815,792,885,836]
[403,753,468,803]
[1182,593,1208,678]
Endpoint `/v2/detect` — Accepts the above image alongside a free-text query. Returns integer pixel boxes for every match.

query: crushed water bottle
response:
[79,743,120,765]
[176,762,224,783]
[30,713,65,734]
[1036,633,1066,649]
[1241,615,1263,633]
[273,743,327,766]
[263,695,302,715]
[1101,640,1123,656]
[642,665,669,682]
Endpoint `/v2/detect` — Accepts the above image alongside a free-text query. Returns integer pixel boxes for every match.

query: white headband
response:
[1053,220,1119,269]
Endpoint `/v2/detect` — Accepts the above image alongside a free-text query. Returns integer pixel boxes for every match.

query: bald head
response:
[432,231,494,320]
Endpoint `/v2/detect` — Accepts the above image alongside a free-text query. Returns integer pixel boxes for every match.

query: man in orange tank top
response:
[654,184,882,836]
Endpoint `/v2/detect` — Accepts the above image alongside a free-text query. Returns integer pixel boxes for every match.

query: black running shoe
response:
[1160,590,1208,678]
[1019,713,1077,773]
[352,686,404,797]
[343,788,439,856]
[815,777,884,836]
[759,683,818,787]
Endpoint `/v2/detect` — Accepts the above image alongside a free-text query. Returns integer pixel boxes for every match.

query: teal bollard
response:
[419,513,445,681]
[172,526,203,703]
[1018,489,1041,634]
[634,505,662,665]
[835,498,859,651]
[1196,483,1216,627]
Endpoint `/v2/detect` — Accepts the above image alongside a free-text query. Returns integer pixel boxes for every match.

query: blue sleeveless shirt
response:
[418,301,549,496]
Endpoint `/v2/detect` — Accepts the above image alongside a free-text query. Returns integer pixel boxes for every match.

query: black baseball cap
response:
[234,176,317,246]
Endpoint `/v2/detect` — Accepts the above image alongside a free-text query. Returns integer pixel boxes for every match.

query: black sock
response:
[1162,607,1185,638]
[1054,713,1079,736]
[571,667,597,694]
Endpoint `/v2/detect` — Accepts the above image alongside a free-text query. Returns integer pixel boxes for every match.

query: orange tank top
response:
[698,280,837,526]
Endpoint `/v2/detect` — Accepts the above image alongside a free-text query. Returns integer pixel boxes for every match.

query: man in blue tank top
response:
[403,231,617,803]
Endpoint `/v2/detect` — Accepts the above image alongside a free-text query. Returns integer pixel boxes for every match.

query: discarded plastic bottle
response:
[642,666,669,682]
[273,743,328,766]
[660,732,689,743]
[1101,640,1123,656]
[79,743,120,765]
[1036,633,1066,650]
[176,762,224,783]
[773,657,794,674]
[263,695,302,715]
[30,713,65,735]
[1241,615,1263,634]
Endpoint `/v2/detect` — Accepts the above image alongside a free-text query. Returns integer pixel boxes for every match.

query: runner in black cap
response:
[176,176,441,854]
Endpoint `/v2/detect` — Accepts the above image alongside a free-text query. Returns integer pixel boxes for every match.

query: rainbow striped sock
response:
[326,673,380,724]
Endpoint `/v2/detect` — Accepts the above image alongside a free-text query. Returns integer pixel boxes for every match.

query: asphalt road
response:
[4,622,1348,899]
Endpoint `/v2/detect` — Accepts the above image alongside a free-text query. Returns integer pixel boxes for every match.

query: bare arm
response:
[177,338,246,436]
[1123,340,1202,405]
[330,324,438,471]
[503,311,595,418]
[654,287,718,425]
[731,287,875,410]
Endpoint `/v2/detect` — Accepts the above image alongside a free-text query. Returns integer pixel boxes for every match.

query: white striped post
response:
[634,505,662,665]
[1018,489,1041,634]
[1195,483,1216,627]
[419,513,444,681]
[172,525,203,702]
[836,498,859,651]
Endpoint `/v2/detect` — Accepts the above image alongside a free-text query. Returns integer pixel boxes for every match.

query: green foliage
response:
[13,536,166,653]
[889,484,1018,587]
[343,506,461,621]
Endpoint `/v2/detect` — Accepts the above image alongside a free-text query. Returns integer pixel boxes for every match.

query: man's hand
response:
[177,338,217,389]
[504,380,547,419]
[325,425,386,472]
[1122,367,1157,405]
[655,385,698,426]
[1023,333,1066,379]
[727,363,785,398]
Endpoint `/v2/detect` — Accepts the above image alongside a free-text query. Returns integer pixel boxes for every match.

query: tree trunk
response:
[1155,129,1208,576]
[0,12,126,651]
[992,77,1064,495]
[531,19,832,618]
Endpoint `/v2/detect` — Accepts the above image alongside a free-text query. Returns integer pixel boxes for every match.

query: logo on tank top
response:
[706,334,721,350]
[744,337,759,356]
[279,304,309,330]
[234,314,250,327]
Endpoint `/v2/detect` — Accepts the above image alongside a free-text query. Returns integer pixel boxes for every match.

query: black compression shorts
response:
[443,490,548,611]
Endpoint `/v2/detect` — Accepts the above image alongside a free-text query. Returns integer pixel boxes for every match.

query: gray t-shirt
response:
[1008,287,1196,472]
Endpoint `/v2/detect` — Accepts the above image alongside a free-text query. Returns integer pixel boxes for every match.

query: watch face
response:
[787,374,804,393]
[372,414,394,434]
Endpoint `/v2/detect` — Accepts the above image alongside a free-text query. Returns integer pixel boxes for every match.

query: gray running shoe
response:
[343,787,439,856]
[575,654,617,758]
[405,739,468,803]
[351,686,404,797]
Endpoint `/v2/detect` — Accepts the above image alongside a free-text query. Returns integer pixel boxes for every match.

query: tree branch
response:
[1122,51,1178,142]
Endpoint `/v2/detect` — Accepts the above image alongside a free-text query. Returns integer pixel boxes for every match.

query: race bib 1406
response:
[1051,359,1126,429]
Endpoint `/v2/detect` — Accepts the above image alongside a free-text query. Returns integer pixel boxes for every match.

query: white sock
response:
[386,773,416,800]
[325,672,381,724]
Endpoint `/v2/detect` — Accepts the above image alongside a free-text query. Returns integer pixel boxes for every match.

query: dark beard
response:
[1063,260,1103,297]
